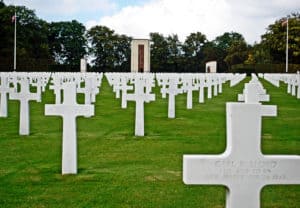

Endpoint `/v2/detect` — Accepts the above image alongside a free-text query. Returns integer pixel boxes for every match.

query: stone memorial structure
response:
[206,61,217,73]
[183,102,300,208]
[45,82,94,174]
[131,39,150,73]
[80,58,87,73]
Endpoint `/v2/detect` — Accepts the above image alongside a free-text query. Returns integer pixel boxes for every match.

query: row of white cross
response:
[1,70,299,198]
[183,73,300,208]
[260,72,300,99]
[1,72,245,174]
[1,72,103,175]
[106,72,245,136]
[0,72,51,134]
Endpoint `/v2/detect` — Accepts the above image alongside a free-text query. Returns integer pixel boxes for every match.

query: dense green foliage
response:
[261,14,300,64]
[0,2,299,72]
[87,26,131,72]
[48,20,87,66]
[0,77,299,207]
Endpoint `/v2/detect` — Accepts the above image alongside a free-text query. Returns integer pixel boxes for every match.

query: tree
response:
[202,41,226,72]
[166,34,182,72]
[48,20,87,65]
[224,40,249,68]
[213,32,246,71]
[150,33,170,72]
[249,43,272,64]
[87,25,131,72]
[0,4,51,71]
[0,5,50,59]
[261,13,300,64]
[182,32,207,72]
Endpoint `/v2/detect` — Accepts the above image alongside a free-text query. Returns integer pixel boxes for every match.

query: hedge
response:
[230,64,300,75]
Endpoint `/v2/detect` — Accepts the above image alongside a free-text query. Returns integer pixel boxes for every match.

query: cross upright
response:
[9,78,40,135]
[0,74,12,117]
[213,77,219,96]
[181,75,196,109]
[157,76,170,99]
[49,75,64,104]
[45,82,94,174]
[197,76,205,103]
[297,73,300,99]
[238,83,270,103]
[206,76,213,99]
[183,102,300,208]
[120,77,133,109]
[30,74,50,102]
[163,76,182,118]
[77,77,95,105]
[126,77,155,136]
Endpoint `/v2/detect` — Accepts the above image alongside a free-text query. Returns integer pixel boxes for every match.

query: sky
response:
[4,0,300,44]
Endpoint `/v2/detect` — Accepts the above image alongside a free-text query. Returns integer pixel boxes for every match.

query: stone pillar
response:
[131,39,150,73]
[206,61,217,73]
[80,58,87,73]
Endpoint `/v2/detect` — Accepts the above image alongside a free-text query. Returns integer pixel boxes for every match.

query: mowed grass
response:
[0,75,299,208]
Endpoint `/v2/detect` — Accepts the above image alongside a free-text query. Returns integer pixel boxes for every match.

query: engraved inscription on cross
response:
[126,77,155,136]
[45,82,94,174]
[183,102,300,208]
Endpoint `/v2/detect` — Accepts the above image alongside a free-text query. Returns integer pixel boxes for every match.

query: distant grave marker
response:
[0,74,12,117]
[126,76,155,136]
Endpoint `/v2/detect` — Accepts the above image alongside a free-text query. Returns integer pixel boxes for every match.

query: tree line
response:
[0,1,299,72]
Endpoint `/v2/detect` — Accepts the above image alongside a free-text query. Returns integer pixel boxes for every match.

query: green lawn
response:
[0,76,299,208]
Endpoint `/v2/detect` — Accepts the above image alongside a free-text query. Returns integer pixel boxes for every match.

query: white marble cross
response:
[230,74,246,87]
[126,77,155,136]
[45,82,94,174]
[9,78,40,135]
[0,74,12,117]
[120,78,133,109]
[30,77,43,102]
[297,73,300,99]
[213,77,219,96]
[181,76,197,109]
[112,76,133,109]
[183,102,300,208]
[77,77,96,105]
[163,76,182,118]
[238,83,270,103]
[49,75,63,104]
[197,76,205,103]
[206,76,213,99]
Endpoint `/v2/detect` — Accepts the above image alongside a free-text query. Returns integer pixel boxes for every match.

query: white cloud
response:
[7,0,117,16]
[87,0,299,44]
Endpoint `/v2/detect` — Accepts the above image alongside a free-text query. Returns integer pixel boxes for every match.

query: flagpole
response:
[13,5,16,71]
[285,18,288,73]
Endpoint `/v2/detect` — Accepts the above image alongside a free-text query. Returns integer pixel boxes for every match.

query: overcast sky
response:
[4,0,300,44]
